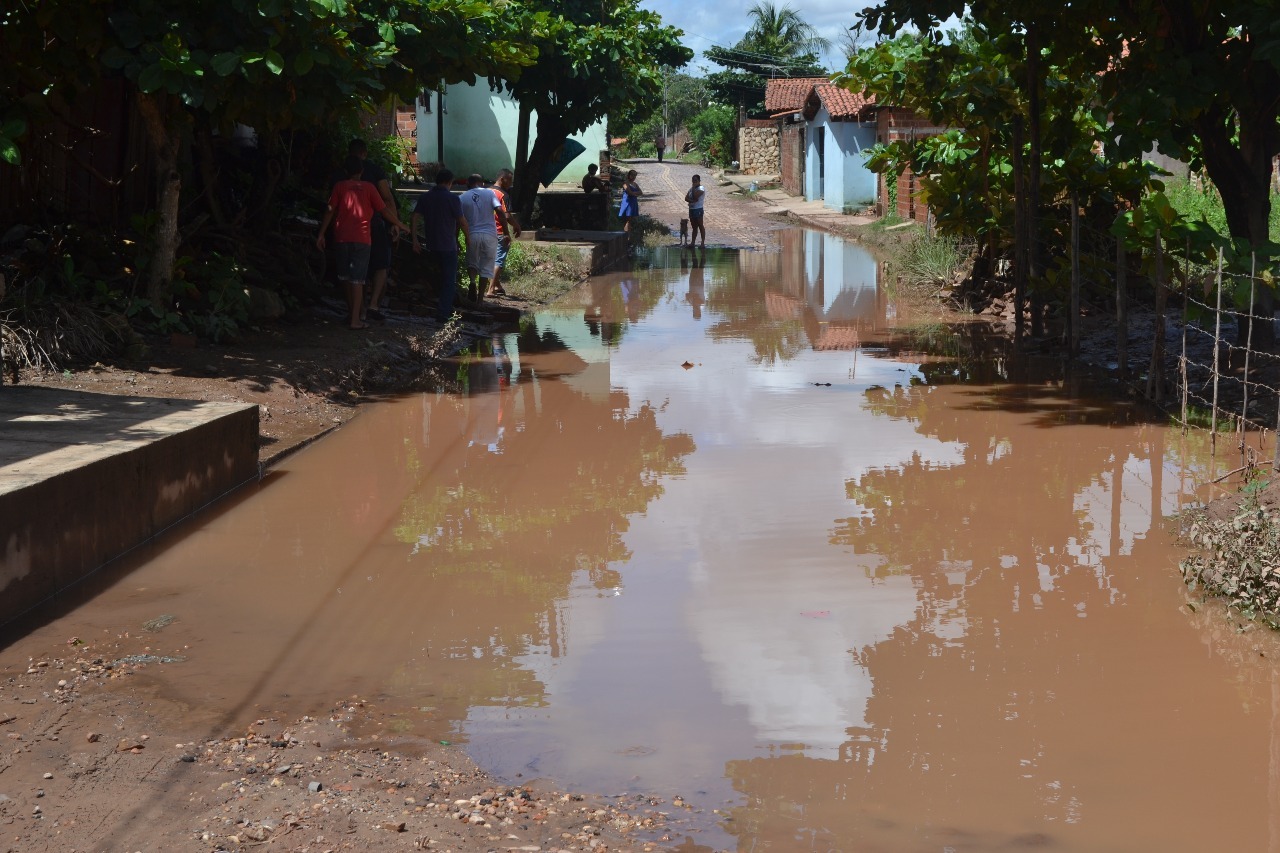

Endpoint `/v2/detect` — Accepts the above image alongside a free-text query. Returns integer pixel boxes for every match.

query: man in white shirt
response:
[685,174,706,249]
[459,174,511,303]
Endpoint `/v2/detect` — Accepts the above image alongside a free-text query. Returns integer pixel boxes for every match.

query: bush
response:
[890,233,969,290]
[686,104,735,167]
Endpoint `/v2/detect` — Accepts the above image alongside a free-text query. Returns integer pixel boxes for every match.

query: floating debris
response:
[142,614,176,632]
[114,654,187,666]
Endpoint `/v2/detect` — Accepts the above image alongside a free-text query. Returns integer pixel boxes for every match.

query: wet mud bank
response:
[1180,477,1280,629]
[0,633,711,852]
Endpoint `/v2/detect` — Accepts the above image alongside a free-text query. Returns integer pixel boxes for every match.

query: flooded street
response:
[10,227,1280,851]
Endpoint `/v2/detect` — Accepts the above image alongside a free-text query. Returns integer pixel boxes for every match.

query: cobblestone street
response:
[625,159,785,250]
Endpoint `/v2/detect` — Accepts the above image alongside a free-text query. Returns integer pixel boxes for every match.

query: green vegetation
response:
[0,0,692,366]
[685,104,737,167]
[1163,179,1280,245]
[502,242,592,304]
[889,233,969,291]
[846,1,1280,342]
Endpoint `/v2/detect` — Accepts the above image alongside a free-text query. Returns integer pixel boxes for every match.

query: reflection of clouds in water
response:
[691,558,919,756]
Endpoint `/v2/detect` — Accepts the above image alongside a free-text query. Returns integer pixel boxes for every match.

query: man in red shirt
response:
[317,155,408,329]
[487,168,521,297]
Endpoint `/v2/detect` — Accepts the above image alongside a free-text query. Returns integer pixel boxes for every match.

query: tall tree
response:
[857,0,1280,343]
[497,0,692,219]
[705,2,829,116]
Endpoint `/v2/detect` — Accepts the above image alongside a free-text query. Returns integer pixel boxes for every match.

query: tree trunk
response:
[514,115,570,222]
[136,93,184,310]
[514,98,532,205]
[193,123,229,228]
[1026,23,1044,338]
[1196,107,1279,349]
[1011,113,1028,345]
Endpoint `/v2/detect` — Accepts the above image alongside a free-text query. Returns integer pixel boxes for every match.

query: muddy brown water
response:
[9,229,1280,851]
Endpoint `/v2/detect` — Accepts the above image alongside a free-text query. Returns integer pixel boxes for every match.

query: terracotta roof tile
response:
[809,83,875,120]
[764,77,830,112]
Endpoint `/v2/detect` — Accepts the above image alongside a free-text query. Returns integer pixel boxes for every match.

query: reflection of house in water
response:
[511,313,613,403]
[756,229,886,351]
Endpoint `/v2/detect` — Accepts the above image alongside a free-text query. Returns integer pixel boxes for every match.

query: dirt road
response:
[625,159,783,249]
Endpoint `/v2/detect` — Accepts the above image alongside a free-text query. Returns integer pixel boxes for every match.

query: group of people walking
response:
[318,141,709,330]
[317,139,519,328]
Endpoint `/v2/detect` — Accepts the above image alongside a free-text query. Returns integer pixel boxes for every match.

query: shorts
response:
[333,242,371,283]
[367,216,392,273]
[466,231,499,279]
[688,208,704,222]
[495,236,509,271]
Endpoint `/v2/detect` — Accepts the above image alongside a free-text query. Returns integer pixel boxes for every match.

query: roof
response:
[764,77,831,112]
[804,83,875,121]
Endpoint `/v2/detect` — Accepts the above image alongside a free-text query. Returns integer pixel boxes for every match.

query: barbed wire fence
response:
[1055,203,1276,481]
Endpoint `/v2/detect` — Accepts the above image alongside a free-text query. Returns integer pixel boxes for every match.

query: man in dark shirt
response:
[411,168,469,322]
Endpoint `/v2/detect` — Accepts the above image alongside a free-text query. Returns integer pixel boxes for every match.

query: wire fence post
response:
[1240,252,1256,456]
[1146,229,1166,402]
[1180,238,1189,434]
[1211,250,1224,455]
[1070,192,1081,358]
[1116,238,1127,380]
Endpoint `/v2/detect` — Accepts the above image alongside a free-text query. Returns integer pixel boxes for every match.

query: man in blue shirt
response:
[411,168,469,322]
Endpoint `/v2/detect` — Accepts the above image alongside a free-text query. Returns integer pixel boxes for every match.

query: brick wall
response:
[396,106,418,167]
[781,123,804,196]
[874,107,950,224]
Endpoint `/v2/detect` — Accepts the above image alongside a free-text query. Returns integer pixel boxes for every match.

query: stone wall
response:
[738,126,780,176]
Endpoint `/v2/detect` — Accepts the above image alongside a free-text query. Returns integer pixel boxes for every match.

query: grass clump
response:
[889,232,969,290]
[502,241,592,304]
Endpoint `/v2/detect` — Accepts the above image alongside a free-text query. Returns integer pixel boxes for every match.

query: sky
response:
[641,0,871,74]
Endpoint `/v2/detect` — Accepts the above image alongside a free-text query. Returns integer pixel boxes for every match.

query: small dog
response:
[678,218,689,246]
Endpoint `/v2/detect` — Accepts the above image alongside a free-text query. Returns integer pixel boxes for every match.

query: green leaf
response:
[107,11,144,49]
[0,139,20,166]
[0,118,26,138]
[295,51,315,75]
[378,22,396,43]
[137,63,167,93]
[211,52,241,76]
[264,50,284,74]
[101,45,133,70]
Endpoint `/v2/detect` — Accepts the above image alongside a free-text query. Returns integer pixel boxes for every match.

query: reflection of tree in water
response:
[714,384,1224,851]
[581,273,671,345]
[389,361,695,710]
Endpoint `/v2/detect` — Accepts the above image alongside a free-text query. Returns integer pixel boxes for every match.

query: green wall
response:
[417,81,607,184]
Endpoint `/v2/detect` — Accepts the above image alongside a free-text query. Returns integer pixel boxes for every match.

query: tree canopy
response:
[495,0,692,216]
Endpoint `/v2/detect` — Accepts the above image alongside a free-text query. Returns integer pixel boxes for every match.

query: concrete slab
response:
[1,387,259,626]
[535,229,630,273]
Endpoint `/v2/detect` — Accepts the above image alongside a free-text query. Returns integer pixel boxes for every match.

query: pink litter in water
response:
[800,610,831,618]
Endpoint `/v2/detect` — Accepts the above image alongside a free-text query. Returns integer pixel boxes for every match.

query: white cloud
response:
[643,0,871,72]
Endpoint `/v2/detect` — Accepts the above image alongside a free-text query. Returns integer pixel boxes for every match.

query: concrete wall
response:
[0,390,259,627]
[417,82,607,184]
[738,124,780,176]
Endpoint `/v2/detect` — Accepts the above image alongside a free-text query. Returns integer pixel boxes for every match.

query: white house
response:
[802,84,878,213]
